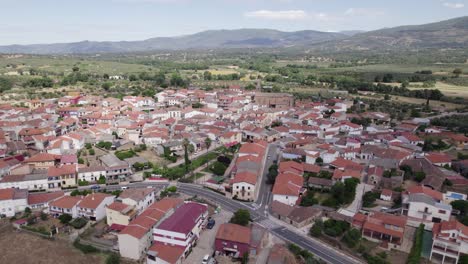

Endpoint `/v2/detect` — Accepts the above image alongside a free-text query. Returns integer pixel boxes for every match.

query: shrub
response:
[73,239,100,254]
[230,209,250,226]
[342,228,361,248]
[106,253,120,264]
[97,176,106,184]
[211,161,227,176]
[407,224,425,264]
[40,212,48,221]
[58,213,72,224]
[70,217,88,229]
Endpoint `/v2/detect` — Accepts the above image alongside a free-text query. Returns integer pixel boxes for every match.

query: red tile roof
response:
[148,243,185,264]
[407,185,443,201]
[78,193,113,209]
[49,196,82,209]
[272,173,303,196]
[28,191,64,205]
[232,171,257,185]
[216,223,251,244]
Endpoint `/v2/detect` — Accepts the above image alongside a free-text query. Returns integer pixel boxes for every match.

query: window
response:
[438,210,446,214]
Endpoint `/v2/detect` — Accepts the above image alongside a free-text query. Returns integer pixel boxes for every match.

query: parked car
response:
[121,186,129,190]
[206,218,216,229]
[90,185,100,190]
[202,255,210,264]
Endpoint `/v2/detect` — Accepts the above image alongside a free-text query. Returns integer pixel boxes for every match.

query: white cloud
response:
[345,8,385,17]
[244,10,307,20]
[442,2,465,8]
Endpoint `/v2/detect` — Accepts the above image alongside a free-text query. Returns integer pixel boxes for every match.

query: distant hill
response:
[0,16,467,54]
[0,29,346,54]
[314,16,468,51]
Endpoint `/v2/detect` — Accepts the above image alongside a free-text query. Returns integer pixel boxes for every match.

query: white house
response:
[0,173,49,191]
[402,186,452,229]
[49,196,82,218]
[77,166,107,183]
[272,173,305,206]
[0,188,28,217]
[430,220,468,264]
[118,188,155,214]
[77,193,115,221]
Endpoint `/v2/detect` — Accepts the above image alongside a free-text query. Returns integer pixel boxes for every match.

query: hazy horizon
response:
[1,0,466,45]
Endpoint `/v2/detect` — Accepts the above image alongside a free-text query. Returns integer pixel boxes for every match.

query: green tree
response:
[204,137,212,152]
[97,176,106,184]
[183,138,191,172]
[211,161,227,176]
[310,220,323,237]
[230,209,250,226]
[453,68,463,77]
[106,253,120,264]
[59,213,73,224]
[203,71,212,80]
[102,82,111,91]
[0,77,13,92]
[414,171,426,182]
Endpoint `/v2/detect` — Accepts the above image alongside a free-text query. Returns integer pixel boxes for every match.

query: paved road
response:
[254,143,279,214]
[177,183,362,264]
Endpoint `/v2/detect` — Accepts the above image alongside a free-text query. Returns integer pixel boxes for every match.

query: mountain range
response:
[0,16,467,54]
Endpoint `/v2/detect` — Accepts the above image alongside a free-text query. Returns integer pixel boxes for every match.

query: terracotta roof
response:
[216,223,251,244]
[407,185,443,201]
[28,191,64,205]
[26,153,60,163]
[332,169,361,180]
[148,243,185,264]
[426,152,452,164]
[119,188,153,202]
[120,198,183,239]
[0,188,27,201]
[107,202,132,212]
[279,161,303,175]
[232,171,257,185]
[272,173,303,196]
[49,196,82,209]
[47,165,76,177]
[78,193,113,209]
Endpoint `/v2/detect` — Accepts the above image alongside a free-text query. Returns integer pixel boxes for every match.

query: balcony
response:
[432,245,460,257]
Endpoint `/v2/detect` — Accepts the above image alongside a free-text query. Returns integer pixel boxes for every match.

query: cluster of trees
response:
[61,71,89,86]
[0,77,13,92]
[24,77,54,88]
[450,200,468,225]
[266,163,278,184]
[115,150,137,160]
[300,191,318,207]
[400,165,426,182]
[96,141,113,150]
[203,71,242,81]
[230,209,250,226]
[362,191,381,207]
[287,244,320,264]
[322,178,359,208]
[431,115,468,134]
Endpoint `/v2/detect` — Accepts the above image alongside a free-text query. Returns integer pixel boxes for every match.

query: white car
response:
[202,255,210,264]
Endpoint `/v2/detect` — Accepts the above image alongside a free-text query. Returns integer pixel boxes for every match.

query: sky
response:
[1,0,467,45]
